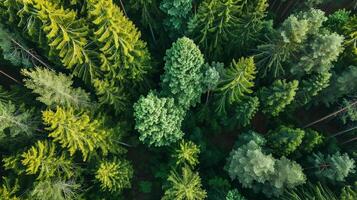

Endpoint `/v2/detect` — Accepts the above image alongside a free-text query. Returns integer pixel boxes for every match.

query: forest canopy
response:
[0,0,356,199]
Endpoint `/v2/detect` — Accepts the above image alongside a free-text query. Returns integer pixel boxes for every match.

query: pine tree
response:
[30,179,82,200]
[310,152,356,183]
[0,101,39,140]
[268,126,305,156]
[87,0,151,82]
[259,79,299,116]
[42,107,111,161]
[162,166,207,200]
[5,0,96,82]
[299,129,324,153]
[134,92,184,147]
[281,182,338,200]
[95,159,133,193]
[22,67,90,109]
[21,140,74,180]
[340,183,357,200]
[215,57,257,113]
[173,140,200,167]
[161,37,205,109]
[340,99,357,124]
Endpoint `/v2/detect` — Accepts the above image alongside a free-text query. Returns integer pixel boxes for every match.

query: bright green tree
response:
[161,37,205,109]
[259,79,299,116]
[268,126,305,156]
[299,129,324,153]
[173,140,200,167]
[340,183,357,200]
[42,107,111,161]
[162,166,207,200]
[134,92,184,147]
[343,15,357,56]
[21,140,74,180]
[22,67,90,109]
[215,57,257,113]
[95,159,133,193]
[225,189,246,200]
[0,178,20,200]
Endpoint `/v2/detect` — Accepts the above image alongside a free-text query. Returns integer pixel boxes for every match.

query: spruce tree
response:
[215,57,257,113]
[161,37,205,109]
[233,96,260,127]
[42,107,111,161]
[259,79,299,116]
[268,126,305,156]
[173,140,200,167]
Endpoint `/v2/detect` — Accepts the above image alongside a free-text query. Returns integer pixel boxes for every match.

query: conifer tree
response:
[3,0,96,82]
[173,140,200,167]
[0,23,33,67]
[161,37,205,109]
[21,140,74,180]
[225,189,246,200]
[160,0,192,37]
[22,67,90,109]
[343,15,357,56]
[299,129,324,153]
[319,65,357,105]
[162,166,207,200]
[215,57,257,113]
[268,126,305,156]
[259,79,299,116]
[30,179,82,200]
[134,92,185,147]
[234,96,260,127]
[0,101,39,140]
[87,0,151,82]
[95,159,133,193]
[0,178,20,200]
[309,152,356,183]
[42,107,111,161]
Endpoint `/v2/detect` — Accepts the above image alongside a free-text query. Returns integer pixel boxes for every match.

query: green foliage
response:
[268,126,305,156]
[95,159,133,193]
[202,63,221,92]
[0,178,20,200]
[299,129,324,153]
[87,0,151,82]
[188,0,268,59]
[134,92,184,147]
[11,0,95,82]
[215,57,257,113]
[325,9,351,33]
[343,15,357,56]
[259,79,299,116]
[21,140,74,180]
[0,23,32,67]
[160,0,192,36]
[31,179,82,200]
[173,140,200,167]
[225,189,246,200]
[226,140,275,187]
[319,66,357,105]
[340,99,357,124]
[281,182,338,200]
[0,101,38,140]
[310,152,356,183]
[234,96,260,127]
[294,71,331,107]
[226,131,306,197]
[161,37,205,109]
[340,183,357,200]
[42,107,111,160]
[22,67,90,109]
[162,166,207,200]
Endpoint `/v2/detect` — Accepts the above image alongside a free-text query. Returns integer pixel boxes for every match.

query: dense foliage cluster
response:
[0,0,356,199]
